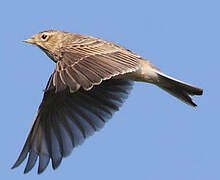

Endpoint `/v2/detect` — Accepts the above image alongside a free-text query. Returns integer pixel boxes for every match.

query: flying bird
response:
[12,30,203,174]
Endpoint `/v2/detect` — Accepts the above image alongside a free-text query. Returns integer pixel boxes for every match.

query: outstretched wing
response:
[46,36,141,93]
[12,78,133,174]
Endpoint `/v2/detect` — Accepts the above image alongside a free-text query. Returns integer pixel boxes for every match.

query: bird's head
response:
[23,30,67,51]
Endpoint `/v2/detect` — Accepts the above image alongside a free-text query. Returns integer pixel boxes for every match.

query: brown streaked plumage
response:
[12,30,203,174]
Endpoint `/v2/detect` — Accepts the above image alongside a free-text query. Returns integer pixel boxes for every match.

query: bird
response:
[12,30,203,174]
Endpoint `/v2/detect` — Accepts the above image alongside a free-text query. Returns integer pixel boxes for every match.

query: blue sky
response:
[1,0,219,179]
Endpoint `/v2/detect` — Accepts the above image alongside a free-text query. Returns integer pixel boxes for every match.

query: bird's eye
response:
[41,34,48,40]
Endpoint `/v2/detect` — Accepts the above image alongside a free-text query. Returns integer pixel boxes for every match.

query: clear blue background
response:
[1,0,219,179]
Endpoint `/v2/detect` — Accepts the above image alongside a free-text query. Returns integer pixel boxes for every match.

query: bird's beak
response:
[23,37,35,44]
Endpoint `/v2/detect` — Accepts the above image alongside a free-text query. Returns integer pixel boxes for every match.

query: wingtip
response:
[52,158,62,170]
[192,103,197,108]
[11,163,17,170]
[37,155,50,174]
[37,168,45,175]
[190,101,197,108]
[11,157,23,170]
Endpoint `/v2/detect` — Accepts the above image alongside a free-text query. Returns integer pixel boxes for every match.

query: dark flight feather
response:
[12,79,133,174]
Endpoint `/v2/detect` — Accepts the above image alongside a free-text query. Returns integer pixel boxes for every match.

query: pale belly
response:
[116,59,159,84]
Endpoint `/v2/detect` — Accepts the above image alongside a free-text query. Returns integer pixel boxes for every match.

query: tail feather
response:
[154,70,203,107]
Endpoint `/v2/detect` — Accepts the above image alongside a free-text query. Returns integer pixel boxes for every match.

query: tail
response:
[153,70,203,107]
